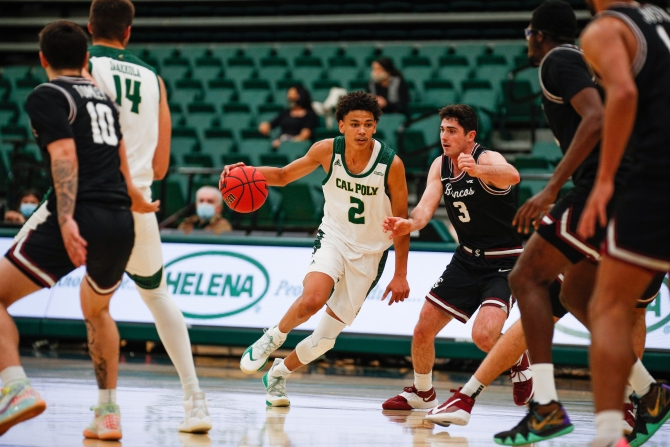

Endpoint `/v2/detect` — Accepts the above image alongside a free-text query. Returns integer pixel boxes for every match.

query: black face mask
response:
[287,99,298,108]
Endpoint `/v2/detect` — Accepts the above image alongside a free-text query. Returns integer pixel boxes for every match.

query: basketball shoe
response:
[0,379,46,435]
[510,351,533,406]
[179,391,212,433]
[425,388,475,427]
[83,403,122,441]
[493,400,573,445]
[626,383,670,447]
[240,326,286,374]
[262,359,290,407]
[382,385,438,410]
[623,401,636,435]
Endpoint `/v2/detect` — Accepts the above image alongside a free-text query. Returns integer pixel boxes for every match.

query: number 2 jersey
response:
[25,76,130,212]
[88,45,161,195]
[441,144,522,265]
[320,136,395,255]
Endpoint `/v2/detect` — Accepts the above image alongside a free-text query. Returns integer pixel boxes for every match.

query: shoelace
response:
[509,358,529,382]
[402,386,417,394]
[255,329,280,356]
[267,375,287,397]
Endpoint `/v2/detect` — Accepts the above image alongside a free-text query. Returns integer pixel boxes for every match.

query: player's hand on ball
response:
[457,153,478,177]
[219,162,246,190]
[382,275,410,305]
[513,187,556,234]
[382,216,412,238]
[577,180,613,239]
[60,216,87,267]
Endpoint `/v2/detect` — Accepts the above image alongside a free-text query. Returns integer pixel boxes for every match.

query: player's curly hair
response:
[335,91,383,122]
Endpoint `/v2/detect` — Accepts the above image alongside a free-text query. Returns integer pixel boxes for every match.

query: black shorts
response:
[426,253,516,323]
[536,185,606,264]
[6,204,134,293]
[549,278,568,319]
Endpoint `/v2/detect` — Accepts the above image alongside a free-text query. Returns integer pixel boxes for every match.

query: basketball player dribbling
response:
[220,92,411,407]
[576,1,670,446]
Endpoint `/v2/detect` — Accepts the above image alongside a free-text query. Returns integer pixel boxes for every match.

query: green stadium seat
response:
[491,42,526,68]
[417,219,455,243]
[292,57,324,86]
[437,56,472,90]
[171,78,204,105]
[221,103,254,138]
[225,56,256,81]
[0,101,17,127]
[171,126,200,160]
[423,79,458,107]
[404,66,435,87]
[343,45,375,68]
[194,53,223,81]
[514,156,553,172]
[461,89,497,114]
[0,124,28,141]
[515,67,541,93]
[277,140,311,160]
[275,45,307,62]
[418,45,448,67]
[279,183,323,231]
[209,47,239,62]
[256,103,284,124]
[476,54,507,67]
[379,44,415,66]
[239,79,272,109]
[402,55,432,68]
[242,46,273,63]
[397,129,429,172]
[499,80,540,125]
[258,57,290,81]
[254,187,282,229]
[238,138,272,166]
[313,127,340,141]
[206,77,237,104]
[201,127,235,159]
[311,79,341,103]
[532,141,563,164]
[376,113,406,148]
[183,153,214,169]
[476,66,511,95]
[161,51,191,83]
[185,102,217,135]
[161,179,187,217]
[328,56,357,68]
[408,114,441,148]
[10,75,41,106]
[260,153,288,167]
[454,43,488,67]
[348,79,368,91]
[475,108,494,148]
[327,66,361,87]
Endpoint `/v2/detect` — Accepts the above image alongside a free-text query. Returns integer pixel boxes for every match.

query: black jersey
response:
[539,45,603,186]
[25,76,130,212]
[600,4,670,173]
[441,144,523,262]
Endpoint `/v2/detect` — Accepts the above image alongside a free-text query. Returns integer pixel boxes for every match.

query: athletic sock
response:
[138,280,201,400]
[461,376,485,399]
[593,410,623,447]
[531,363,558,405]
[414,371,432,391]
[628,359,655,397]
[271,359,292,377]
[98,389,117,405]
[0,366,27,387]
[624,385,634,404]
[271,325,288,344]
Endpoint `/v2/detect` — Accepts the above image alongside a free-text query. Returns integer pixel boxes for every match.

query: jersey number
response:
[453,201,471,223]
[86,102,118,146]
[113,75,142,114]
[348,197,365,224]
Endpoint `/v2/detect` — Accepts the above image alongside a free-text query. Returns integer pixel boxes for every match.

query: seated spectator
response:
[178,186,232,235]
[258,85,318,149]
[367,57,410,114]
[4,190,41,225]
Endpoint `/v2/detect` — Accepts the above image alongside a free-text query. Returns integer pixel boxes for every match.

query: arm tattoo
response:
[52,158,78,227]
[84,319,107,389]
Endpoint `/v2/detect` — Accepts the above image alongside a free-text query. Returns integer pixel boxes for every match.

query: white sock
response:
[531,363,558,404]
[138,280,201,400]
[0,366,27,387]
[623,385,634,404]
[414,371,432,391]
[593,410,623,447]
[628,359,655,397]
[461,376,485,399]
[98,389,116,405]
[271,359,292,378]
[271,325,288,344]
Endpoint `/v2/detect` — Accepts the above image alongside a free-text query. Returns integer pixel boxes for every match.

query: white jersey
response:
[88,45,161,195]
[320,136,395,255]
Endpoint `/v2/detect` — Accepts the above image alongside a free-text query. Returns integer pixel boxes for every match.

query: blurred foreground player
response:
[221,92,411,407]
[577,1,670,446]
[0,21,157,439]
[86,0,211,432]
[381,105,535,412]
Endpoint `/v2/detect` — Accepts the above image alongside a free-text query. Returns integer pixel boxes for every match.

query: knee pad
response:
[296,312,346,365]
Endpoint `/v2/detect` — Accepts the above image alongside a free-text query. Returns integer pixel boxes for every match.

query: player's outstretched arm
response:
[578,17,638,239]
[119,139,160,213]
[382,156,410,305]
[46,138,87,267]
[220,139,332,187]
[382,156,442,237]
[459,150,520,190]
[514,87,603,234]
[152,76,171,181]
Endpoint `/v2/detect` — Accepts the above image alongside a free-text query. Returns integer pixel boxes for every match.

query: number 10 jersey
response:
[320,136,395,255]
[441,144,522,262]
[88,45,161,195]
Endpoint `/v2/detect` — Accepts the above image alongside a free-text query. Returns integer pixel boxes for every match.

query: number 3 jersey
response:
[25,76,130,211]
[320,136,395,255]
[441,144,522,263]
[88,45,160,194]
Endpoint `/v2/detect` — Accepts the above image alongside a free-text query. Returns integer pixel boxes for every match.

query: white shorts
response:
[306,231,388,326]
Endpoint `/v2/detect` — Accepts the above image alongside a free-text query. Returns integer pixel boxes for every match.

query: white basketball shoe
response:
[240,326,286,374]
[179,391,212,433]
[382,385,439,410]
[262,359,290,407]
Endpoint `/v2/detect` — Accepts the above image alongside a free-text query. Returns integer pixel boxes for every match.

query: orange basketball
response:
[219,166,268,213]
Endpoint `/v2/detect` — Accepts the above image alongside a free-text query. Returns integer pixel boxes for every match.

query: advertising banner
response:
[2,237,668,350]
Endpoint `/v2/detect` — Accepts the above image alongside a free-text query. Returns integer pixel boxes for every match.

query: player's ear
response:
[38,52,49,70]
[87,23,93,34]
[467,130,476,141]
[123,26,131,45]
[338,119,345,134]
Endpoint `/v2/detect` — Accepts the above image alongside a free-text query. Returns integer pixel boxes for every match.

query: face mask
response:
[20,203,38,218]
[371,71,389,83]
[196,203,216,221]
[287,99,298,108]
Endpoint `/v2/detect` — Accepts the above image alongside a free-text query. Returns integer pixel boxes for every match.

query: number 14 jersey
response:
[441,144,522,260]
[320,136,395,255]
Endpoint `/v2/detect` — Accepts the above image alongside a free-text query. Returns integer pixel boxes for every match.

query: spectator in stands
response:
[258,85,318,149]
[178,186,232,235]
[3,190,40,225]
[367,57,410,115]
